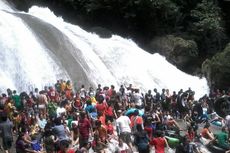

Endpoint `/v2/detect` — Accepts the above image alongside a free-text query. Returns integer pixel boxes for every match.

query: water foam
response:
[27,6,209,99]
[0,9,69,92]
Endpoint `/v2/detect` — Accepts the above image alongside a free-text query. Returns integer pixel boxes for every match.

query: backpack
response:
[136,134,149,150]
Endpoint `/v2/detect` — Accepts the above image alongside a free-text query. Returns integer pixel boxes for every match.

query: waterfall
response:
[0,1,69,92]
[0,2,209,98]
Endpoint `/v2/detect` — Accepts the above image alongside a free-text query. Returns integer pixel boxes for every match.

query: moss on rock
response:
[202,43,230,90]
[149,35,198,73]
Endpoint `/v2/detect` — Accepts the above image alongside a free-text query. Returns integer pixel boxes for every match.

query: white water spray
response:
[28,6,209,98]
[0,8,69,92]
[0,4,209,98]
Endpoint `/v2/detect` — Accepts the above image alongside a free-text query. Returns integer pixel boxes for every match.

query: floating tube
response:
[207,144,227,153]
[214,96,230,118]
[125,108,144,116]
[211,121,222,127]
[165,136,180,147]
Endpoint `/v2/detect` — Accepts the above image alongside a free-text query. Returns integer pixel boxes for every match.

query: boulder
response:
[149,35,198,73]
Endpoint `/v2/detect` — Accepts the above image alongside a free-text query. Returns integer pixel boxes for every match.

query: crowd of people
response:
[0,79,230,153]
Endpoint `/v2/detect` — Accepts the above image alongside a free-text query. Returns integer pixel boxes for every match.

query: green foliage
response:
[190,0,223,34]
[190,0,226,56]
[67,0,181,34]
[202,43,230,89]
[171,36,198,57]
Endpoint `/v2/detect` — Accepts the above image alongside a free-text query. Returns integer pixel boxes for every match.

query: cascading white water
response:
[0,2,209,98]
[0,0,13,12]
[28,6,209,98]
[0,4,69,92]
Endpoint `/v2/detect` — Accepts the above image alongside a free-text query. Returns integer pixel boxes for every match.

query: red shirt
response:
[58,149,75,153]
[78,118,91,138]
[99,115,106,126]
[186,131,195,141]
[96,103,106,114]
[130,115,143,128]
[150,137,166,153]
[144,126,153,139]
[48,89,56,101]
[105,106,114,116]
[106,124,114,135]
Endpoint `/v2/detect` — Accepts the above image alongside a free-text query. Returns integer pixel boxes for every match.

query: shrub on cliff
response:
[202,43,230,89]
[149,35,198,73]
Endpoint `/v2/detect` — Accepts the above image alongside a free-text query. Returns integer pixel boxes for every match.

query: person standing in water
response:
[0,113,13,153]
[115,137,130,153]
[116,110,133,151]
[150,130,169,153]
[215,126,230,153]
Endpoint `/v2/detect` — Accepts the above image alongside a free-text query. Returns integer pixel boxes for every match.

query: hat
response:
[117,110,122,113]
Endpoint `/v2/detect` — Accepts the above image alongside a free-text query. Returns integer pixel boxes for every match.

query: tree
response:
[190,0,227,57]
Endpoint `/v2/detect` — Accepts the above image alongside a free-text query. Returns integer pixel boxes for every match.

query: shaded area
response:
[214,96,230,118]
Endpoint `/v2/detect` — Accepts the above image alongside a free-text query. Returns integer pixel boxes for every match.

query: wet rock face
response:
[89,26,112,38]
[202,43,230,90]
[149,35,199,74]
[7,0,31,11]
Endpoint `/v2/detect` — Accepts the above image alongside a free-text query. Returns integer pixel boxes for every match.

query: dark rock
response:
[89,26,112,38]
[7,0,31,11]
[202,43,230,90]
[149,35,199,74]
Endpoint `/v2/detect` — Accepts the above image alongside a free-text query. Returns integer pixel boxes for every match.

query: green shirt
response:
[12,95,21,109]
[47,102,57,117]
[216,131,228,147]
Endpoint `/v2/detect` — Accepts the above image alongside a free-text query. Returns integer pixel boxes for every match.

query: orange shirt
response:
[201,128,210,139]
[61,82,66,92]
[65,90,72,100]
[98,126,107,140]
[66,84,72,90]
[99,115,106,126]
[130,115,143,128]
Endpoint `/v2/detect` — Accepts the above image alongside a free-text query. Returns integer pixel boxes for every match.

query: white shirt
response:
[116,115,131,133]
[80,88,86,98]
[115,142,129,153]
[134,93,143,106]
[202,107,208,115]
[37,118,47,129]
[56,107,66,117]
